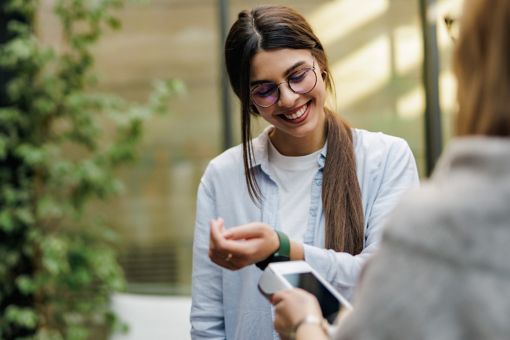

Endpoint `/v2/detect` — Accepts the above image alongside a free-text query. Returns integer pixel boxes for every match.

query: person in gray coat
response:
[271,0,510,339]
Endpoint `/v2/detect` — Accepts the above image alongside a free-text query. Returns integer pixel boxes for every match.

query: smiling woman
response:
[190,5,420,340]
[249,49,327,156]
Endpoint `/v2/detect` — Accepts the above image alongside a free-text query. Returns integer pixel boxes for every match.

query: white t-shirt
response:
[267,140,322,242]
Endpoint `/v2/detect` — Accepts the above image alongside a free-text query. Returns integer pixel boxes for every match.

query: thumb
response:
[210,218,226,242]
[271,291,285,305]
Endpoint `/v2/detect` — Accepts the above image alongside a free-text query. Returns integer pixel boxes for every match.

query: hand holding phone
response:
[258,261,352,324]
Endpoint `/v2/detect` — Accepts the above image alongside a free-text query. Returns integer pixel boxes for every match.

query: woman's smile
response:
[277,101,310,123]
[249,49,327,154]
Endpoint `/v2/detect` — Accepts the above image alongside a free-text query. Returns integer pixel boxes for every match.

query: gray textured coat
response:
[335,137,510,340]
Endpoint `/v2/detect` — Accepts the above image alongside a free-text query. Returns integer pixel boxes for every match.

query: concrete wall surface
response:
[111,293,191,340]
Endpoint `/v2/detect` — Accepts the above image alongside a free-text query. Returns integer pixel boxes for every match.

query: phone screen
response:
[283,272,341,323]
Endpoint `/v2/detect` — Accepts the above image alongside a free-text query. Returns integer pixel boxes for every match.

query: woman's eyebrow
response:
[249,60,307,87]
[283,61,306,77]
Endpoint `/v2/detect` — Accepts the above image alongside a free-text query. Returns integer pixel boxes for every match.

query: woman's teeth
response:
[284,105,307,120]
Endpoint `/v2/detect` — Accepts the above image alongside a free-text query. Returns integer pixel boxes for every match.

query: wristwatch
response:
[255,230,290,270]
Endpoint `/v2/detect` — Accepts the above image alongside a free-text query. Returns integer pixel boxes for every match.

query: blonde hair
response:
[454,0,510,136]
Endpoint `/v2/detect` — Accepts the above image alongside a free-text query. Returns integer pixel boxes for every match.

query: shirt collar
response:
[251,125,327,172]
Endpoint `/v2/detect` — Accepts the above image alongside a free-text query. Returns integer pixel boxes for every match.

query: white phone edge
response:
[258,260,353,310]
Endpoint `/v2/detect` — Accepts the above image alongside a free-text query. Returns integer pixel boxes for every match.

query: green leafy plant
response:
[0,0,182,338]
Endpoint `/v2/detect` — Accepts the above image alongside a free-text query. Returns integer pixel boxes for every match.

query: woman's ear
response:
[321,70,328,79]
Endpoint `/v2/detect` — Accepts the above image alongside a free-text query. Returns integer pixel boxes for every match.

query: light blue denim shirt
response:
[190,127,419,340]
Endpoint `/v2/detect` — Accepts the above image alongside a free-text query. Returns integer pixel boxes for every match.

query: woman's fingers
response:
[209,250,238,270]
[273,288,323,334]
[271,289,288,305]
[223,222,267,239]
[225,223,279,259]
[209,220,279,269]
[209,218,234,268]
[272,291,297,339]
[209,218,224,243]
[208,218,252,270]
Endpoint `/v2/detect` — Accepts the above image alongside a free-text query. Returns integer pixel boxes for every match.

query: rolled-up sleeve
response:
[304,137,420,299]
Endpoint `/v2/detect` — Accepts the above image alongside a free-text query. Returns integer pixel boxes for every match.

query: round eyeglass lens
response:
[250,83,279,108]
[289,67,317,95]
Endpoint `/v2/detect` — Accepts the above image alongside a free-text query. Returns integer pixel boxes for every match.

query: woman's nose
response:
[277,83,300,107]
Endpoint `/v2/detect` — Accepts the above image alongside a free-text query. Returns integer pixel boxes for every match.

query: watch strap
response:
[255,230,290,270]
[273,230,290,258]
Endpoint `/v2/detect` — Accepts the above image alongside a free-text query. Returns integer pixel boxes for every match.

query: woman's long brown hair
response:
[454,0,510,136]
[225,5,364,254]
[323,109,364,254]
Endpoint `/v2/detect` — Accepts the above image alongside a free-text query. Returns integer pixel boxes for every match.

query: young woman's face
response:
[249,49,327,151]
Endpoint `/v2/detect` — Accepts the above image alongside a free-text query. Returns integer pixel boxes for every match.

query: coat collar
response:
[433,137,510,180]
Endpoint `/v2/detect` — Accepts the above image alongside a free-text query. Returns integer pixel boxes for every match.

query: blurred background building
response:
[39,0,461,338]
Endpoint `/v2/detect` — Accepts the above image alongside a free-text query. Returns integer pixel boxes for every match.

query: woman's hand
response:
[271,288,324,340]
[208,218,279,270]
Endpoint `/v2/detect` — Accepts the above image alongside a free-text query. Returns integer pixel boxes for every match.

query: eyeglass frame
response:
[249,61,318,108]
[443,14,459,41]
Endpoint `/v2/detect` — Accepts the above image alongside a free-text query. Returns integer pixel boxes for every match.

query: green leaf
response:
[16,275,35,295]
[15,144,46,166]
[4,306,38,329]
[37,196,64,221]
[0,136,7,159]
[41,236,69,275]
[65,325,89,340]
[106,16,121,29]
[0,36,36,66]
[0,0,178,337]
[5,0,37,17]
[3,249,20,267]
[0,210,14,232]
[15,207,35,225]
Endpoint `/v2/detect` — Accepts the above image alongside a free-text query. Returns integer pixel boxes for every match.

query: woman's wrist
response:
[289,240,304,261]
[255,230,290,270]
[294,314,329,339]
[270,229,280,254]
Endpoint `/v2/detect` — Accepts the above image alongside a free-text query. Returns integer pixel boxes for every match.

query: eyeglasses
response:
[250,61,318,108]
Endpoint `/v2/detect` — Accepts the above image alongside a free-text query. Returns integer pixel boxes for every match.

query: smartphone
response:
[258,261,352,324]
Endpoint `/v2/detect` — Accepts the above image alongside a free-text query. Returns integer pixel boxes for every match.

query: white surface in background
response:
[111,293,191,340]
